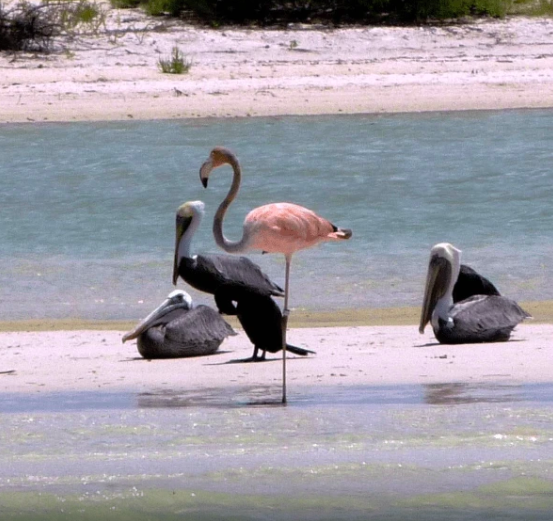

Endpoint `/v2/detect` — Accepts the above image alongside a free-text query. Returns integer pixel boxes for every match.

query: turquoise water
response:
[1,110,552,320]
[2,112,553,520]
[2,383,553,520]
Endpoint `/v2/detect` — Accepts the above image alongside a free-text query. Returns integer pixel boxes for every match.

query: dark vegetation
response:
[109,0,553,24]
[1,0,551,52]
[0,2,60,51]
[0,0,104,51]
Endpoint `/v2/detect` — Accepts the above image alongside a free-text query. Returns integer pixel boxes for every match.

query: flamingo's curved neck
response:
[213,155,251,253]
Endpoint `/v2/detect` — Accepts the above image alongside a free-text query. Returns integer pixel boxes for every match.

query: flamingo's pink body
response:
[244,202,348,256]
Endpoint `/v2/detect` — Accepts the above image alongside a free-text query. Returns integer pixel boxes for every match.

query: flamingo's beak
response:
[199,157,213,188]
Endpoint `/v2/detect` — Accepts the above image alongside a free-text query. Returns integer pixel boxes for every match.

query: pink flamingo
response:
[200,146,352,402]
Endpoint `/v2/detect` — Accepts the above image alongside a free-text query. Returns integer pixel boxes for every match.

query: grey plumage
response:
[420,243,530,344]
[435,294,530,344]
[453,264,500,303]
[216,287,315,360]
[173,201,314,361]
[123,290,236,359]
[177,253,284,303]
[173,201,284,304]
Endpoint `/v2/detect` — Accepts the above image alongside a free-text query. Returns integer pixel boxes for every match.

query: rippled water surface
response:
[2,383,553,520]
[2,111,553,520]
[1,109,552,320]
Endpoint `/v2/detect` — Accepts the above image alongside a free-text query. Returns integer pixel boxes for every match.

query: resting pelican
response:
[419,243,530,344]
[200,146,352,402]
[122,290,236,359]
[454,264,500,303]
[173,201,314,361]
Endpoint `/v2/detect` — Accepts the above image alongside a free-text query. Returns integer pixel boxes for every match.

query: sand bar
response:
[0,323,550,395]
[2,13,553,123]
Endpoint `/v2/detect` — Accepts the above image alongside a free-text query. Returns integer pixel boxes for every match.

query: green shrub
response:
[511,0,553,15]
[110,0,142,7]
[54,0,106,32]
[158,45,192,74]
[388,0,510,20]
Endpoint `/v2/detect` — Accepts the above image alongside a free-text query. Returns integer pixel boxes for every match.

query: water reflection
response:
[1,382,552,413]
[135,382,550,410]
[422,382,524,405]
[136,386,281,409]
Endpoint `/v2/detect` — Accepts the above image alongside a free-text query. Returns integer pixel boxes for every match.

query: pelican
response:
[200,146,351,402]
[216,287,315,361]
[173,201,284,303]
[454,264,500,303]
[173,201,315,361]
[122,289,236,359]
[419,243,530,344]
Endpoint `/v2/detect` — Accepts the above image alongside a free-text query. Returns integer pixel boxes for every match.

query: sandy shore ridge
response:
[2,13,553,122]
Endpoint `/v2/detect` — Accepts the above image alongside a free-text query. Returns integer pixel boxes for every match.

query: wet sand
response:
[2,299,553,331]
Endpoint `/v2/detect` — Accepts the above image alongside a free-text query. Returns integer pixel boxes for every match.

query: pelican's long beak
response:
[122,297,173,343]
[173,213,192,285]
[419,255,451,334]
[199,157,213,188]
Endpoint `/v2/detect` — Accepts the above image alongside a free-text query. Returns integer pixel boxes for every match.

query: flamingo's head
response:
[200,146,237,188]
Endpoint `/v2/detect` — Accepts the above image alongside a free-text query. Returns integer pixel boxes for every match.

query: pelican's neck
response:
[178,208,202,260]
[431,258,460,330]
[431,295,454,330]
[213,154,251,253]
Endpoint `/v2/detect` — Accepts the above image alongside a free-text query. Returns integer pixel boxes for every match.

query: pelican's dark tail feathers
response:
[286,344,316,356]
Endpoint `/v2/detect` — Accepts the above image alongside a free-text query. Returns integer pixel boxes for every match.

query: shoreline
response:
[1,302,549,395]
[2,15,553,122]
[0,300,551,332]
[1,323,551,395]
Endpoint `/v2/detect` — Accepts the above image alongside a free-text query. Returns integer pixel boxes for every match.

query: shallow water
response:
[2,383,553,520]
[2,111,553,519]
[1,109,552,320]
[2,381,553,413]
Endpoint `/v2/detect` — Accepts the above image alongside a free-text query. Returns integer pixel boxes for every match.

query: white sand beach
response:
[2,13,553,123]
[0,324,550,395]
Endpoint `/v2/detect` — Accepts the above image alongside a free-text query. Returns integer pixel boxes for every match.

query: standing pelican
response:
[216,286,315,361]
[200,146,352,402]
[173,201,284,304]
[173,201,315,361]
[122,290,236,359]
[419,243,530,344]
